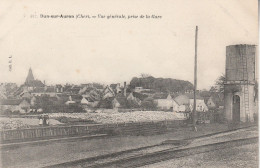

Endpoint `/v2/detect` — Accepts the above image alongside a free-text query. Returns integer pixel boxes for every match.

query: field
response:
[0,117,62,130]
[48,111,186,124]
[0,111,186,130]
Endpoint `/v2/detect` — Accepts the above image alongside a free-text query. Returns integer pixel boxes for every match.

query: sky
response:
[0,0,258,89]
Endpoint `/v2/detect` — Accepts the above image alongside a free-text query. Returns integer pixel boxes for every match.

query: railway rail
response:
[45,125,257,168]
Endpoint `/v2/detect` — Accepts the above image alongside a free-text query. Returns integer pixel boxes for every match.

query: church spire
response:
[25,67,35,84]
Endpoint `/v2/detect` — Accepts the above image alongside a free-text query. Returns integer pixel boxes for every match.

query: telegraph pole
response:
[193,26,198,131]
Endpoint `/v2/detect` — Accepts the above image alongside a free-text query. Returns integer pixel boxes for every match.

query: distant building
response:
[153,93,178,111]
[126,92,141,106]
[0,92,7,99]
[55,84,64,93]
[103,85,115,99]
[31,86,57,97]
[174,94,208,113]
[23,68,45,91]
[0,99,30,113]
[206,93,224,110]
[112,92,140,110]
[134,86,151,93]
[189,99,208,112]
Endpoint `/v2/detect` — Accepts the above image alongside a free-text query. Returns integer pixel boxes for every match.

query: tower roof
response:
[23,68,44,87]
[25,67,35,84]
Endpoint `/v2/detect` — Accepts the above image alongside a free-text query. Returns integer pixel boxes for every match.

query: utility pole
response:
[193,26,198,131]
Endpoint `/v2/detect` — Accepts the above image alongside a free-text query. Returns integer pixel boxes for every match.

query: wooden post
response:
[193,26,198,131]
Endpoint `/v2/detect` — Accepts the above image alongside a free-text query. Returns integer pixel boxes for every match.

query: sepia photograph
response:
[0,0,258,167]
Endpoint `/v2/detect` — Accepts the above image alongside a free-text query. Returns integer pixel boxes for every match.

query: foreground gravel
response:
[142,143,258,168]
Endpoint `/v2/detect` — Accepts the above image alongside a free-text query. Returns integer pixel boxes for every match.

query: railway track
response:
[96,137,257,168]
[45,125,257,168]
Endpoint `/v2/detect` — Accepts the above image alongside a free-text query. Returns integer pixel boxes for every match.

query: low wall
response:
[0,120,185,143]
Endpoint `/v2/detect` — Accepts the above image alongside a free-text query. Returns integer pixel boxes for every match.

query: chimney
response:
[124,82,127,97]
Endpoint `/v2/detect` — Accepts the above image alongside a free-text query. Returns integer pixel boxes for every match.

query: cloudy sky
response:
[0,0,258,89]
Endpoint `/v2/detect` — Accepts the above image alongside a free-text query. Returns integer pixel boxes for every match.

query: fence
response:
[0,120,185,143]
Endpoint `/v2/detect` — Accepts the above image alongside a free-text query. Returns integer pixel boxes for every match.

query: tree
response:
[215,74,225,93]
[209,86,218,93]
[141,98,158,111]
[140,73,152,78]
[129,76,193,93]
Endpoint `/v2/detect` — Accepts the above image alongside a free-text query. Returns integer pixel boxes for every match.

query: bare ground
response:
[142,143,258,168]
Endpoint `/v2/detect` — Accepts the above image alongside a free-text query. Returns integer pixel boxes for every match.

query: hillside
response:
[130,76,194,93]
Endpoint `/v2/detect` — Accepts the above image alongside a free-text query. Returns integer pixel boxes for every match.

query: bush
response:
[3,109,12,115]
[56,116,69,123]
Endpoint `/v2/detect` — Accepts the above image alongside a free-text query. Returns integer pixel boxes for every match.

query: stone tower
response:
[25,67,35,84]
[224,44,257,122]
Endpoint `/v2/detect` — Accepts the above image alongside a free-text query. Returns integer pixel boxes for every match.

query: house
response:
[93,84,104,92]
[81,83,104,92]
[19,91,32,99]
[134,87,144,93]
[65,95,82,105]
[126,92,141,106]
[31,86,57,97]
[207,96,217,109]
[174,93,208,112]
[206,93,224,110]
[55,84,64,93]
[153,93,179,111]
[98,97,114,109]
[80,86,101,101]
[111,89,142,110]
[134,86,151,93]
[174,95,192,112]
[79,86,88,95]
[81,97,90,109]
[63,85,81,94]
[189,99,209,112]
[0,83,18,98]
[0,99,30,113]
[65,96,76,105]
[30,96,37,106]
[110,83,122,94]
[81,97,89,105]
[112,98,120,109]
[0,92,7,99]
[174,95,190,105]
[80,96,99,108]
[102,85,115,99]
[111,92,126,109]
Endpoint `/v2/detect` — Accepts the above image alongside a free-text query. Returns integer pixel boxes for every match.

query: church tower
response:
[25,67,35,84]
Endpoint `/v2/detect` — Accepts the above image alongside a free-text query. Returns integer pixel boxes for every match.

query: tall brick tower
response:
[224,44,257,122]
